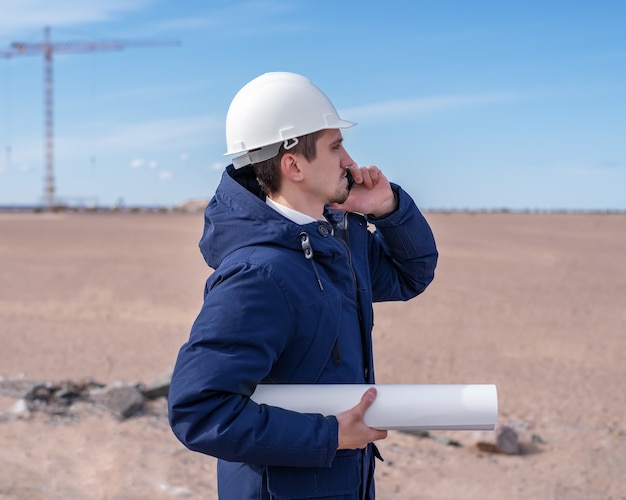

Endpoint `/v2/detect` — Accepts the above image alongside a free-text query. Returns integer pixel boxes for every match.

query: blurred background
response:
[1,0,625,211]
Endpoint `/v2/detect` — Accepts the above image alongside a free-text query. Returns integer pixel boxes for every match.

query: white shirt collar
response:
[265,197,318,225]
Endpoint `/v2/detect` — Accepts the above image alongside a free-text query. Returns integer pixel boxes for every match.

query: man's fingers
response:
[356,388,377,416]
[336,388,387,449]
[352,166,381,189]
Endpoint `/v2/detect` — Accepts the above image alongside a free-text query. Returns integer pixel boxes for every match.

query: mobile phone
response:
[346,168,355,191]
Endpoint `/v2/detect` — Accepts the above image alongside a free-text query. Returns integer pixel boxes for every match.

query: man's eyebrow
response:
[329,137,344,147]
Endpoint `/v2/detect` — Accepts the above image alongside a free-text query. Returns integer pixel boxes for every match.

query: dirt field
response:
[0,211,624,499]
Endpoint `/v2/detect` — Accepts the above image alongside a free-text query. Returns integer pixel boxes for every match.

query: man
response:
[168,72,438,499]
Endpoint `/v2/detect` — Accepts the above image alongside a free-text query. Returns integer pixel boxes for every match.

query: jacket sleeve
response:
[168,259,338,467]
[365,183,438,302]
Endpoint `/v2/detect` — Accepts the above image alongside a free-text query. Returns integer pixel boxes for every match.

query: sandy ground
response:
[0,211,624,499]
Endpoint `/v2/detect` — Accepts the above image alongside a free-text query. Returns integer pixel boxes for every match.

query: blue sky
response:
[0,0,624,210]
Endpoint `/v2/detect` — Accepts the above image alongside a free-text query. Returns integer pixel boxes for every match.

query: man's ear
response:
[280,153,304,182]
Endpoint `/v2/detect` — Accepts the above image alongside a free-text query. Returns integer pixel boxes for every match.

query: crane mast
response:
[1,27,179,209]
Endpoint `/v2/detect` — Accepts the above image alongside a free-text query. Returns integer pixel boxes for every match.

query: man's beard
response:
[330,179,350,205]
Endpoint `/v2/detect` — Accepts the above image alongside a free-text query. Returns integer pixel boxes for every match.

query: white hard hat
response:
[225,72,355,168]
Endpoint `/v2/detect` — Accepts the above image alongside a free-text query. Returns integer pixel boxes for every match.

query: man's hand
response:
[331,164,397,217]
[336,388,388,450]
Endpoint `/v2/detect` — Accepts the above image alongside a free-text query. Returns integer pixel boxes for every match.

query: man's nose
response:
[341,150,354,167]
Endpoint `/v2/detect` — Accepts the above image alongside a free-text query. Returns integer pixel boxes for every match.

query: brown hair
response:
[253,130,325,195]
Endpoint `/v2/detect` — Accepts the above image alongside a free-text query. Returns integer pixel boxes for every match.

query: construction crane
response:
[1,26,179,210]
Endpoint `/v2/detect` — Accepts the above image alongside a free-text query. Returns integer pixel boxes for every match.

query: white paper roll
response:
[251,384,497,431]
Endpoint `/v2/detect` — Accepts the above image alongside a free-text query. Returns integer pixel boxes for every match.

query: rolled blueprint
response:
[251,384,497,431]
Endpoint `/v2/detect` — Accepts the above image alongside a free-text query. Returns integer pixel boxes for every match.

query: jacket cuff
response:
[365,183,407,225]
[323,416,340,467]
[367,187,399,220]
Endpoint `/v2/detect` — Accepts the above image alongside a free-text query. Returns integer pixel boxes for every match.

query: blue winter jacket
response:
[168,165,438,499]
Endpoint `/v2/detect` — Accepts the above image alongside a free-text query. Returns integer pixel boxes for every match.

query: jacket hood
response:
[199,165,313,269]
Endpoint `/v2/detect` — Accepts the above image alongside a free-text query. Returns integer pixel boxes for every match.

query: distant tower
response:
[2,27,178,209]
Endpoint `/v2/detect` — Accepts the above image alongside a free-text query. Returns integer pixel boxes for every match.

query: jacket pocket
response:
[266,449,361,499]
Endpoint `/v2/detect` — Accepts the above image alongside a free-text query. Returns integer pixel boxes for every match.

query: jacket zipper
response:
[334,213,371,382]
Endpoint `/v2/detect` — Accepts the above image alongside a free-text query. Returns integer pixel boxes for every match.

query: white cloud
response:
[343,91,522,123]
[0,162,33,174]
[158,171,172,181]
[0,0,154,38]
[130,158,157,169]
[180,153,189,161]
[149,2,300,36]
[95,81,201,105]
[210,161,226,171]
[95,115,221,153]
[4,114,222,175]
